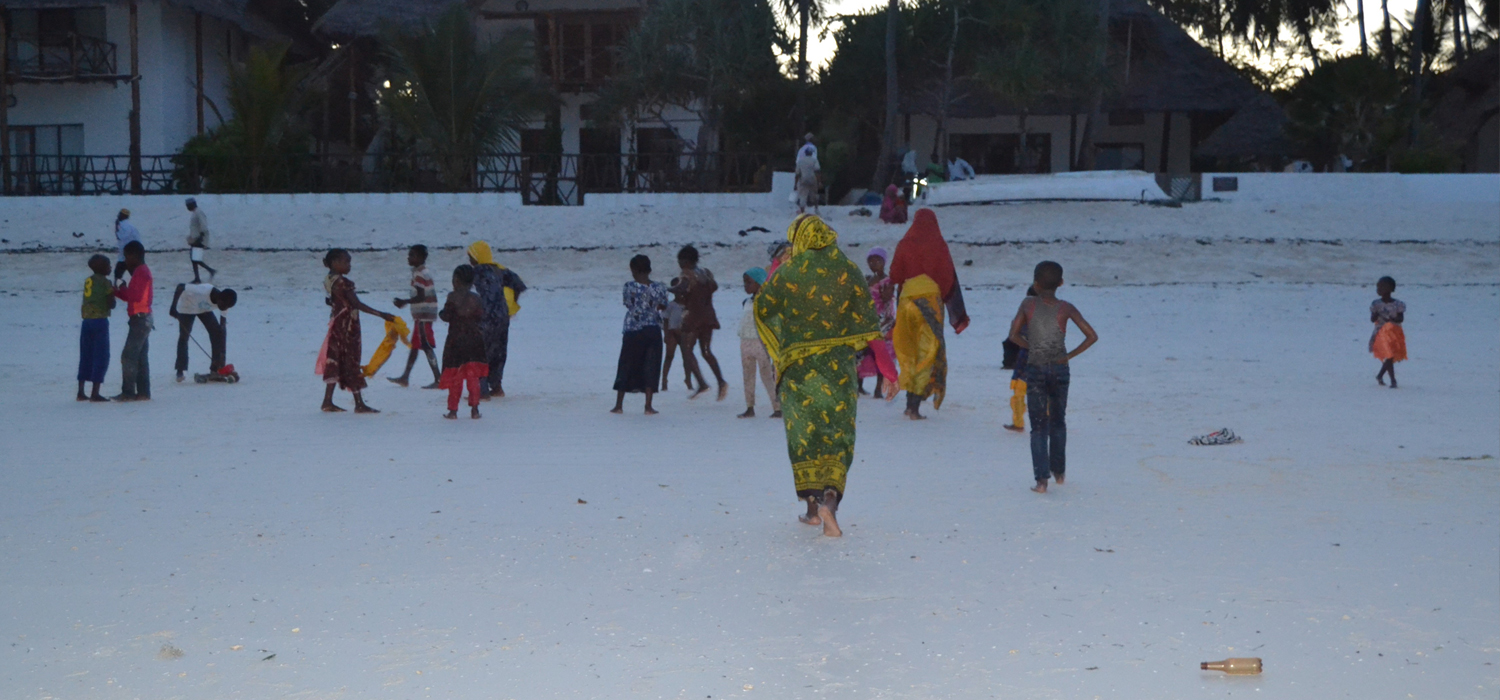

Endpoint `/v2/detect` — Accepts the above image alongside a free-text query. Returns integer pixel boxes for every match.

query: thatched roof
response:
[313,0,475,38]
[902,0,1284,158]
[0,0,283,39]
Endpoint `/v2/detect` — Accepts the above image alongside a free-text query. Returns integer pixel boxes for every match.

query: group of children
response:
[79,201,237,403]
[315,243,526,417]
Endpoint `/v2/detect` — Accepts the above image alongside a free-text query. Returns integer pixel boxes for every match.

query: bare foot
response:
[387,376,409,387]
[1053,472,1065,485]
[717,383,729,401]
[494,387,506,398]
[690,385,709,400]
[76,393,88,402]
[354,404,380,414]
[1004,424,1024,433]
[738,408,755,418]
[421,382,442,390]
[89,395,110,402]
[609,406,623,414]
[1389,381,1398,389]
[905,410,926,421]
[818,500,842,537]
[769,410,782,418]
[644,407,658,415]
[1031,481,1048,494]
[798,514,822,526]
[471,406,481,419]
[443,410,458,420]
[1377,374,1386,386]
[322,403,346,413]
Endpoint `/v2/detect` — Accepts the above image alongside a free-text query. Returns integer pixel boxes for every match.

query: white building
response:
[0,0,274,193]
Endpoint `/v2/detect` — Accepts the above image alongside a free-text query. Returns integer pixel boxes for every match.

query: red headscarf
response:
[889,208,957,301]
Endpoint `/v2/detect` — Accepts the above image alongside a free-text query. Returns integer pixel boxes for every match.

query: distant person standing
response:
[736,267,779,419]
[947,156,976,181]
[77,254,115,402]
[794,134,821,214]
[185,198,216,282]
[1370,276,1407,388]
[1007,261,1098,494]
[114,209,141,264]
[612,254,668,415]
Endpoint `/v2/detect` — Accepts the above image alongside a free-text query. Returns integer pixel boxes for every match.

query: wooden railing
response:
[5,34,118,79]
[1,152,773,203]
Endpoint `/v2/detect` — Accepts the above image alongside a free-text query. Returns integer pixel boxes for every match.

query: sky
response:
[800,0,1429,73]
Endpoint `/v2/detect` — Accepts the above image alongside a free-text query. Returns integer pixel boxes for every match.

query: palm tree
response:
[775,0,826,86]
[870,0,900,190]
[381,4,552,189]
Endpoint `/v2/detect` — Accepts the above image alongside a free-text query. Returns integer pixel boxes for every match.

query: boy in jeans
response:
[112,241,154,401]
[1007,261,1097,494]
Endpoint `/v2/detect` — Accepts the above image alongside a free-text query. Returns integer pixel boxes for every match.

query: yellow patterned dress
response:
[755,215,881,499]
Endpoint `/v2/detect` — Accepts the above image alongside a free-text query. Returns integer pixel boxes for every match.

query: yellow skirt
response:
[893,293,947,408]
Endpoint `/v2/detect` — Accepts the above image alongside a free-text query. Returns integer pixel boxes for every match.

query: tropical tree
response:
[174,42,314,192]
[974,0,1103,173]
[597,0,789,154]
[1284,55,1405,170]
[380,4,552,189]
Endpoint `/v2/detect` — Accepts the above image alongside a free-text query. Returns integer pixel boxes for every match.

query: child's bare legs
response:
[661,330,680,391]
[1377,359,1397,388]
[695,329,729,400]
[680,333,709,397]
[392,344,440,387]
[905,392,926,420]
[612,389,659,415]
[321,383,345,412]
[77,380,87,401]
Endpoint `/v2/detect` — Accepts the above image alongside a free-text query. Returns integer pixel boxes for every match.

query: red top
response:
[888,208,957,301]
[113,263,153,316]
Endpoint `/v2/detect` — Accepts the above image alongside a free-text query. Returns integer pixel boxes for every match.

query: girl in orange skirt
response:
[1370,276,1407,388]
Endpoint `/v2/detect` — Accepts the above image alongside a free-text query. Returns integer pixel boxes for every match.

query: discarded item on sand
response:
[361,317,411,377]
[1201,657,1262,675]
[849,207,872,216]
[1189,428,1242,446]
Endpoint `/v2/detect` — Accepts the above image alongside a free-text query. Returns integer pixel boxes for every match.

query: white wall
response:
[1202,173,1500,205]
[6,0,240,155]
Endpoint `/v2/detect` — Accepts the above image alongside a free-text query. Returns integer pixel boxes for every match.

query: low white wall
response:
[582,171,793,211]
[1203,173,1500,204]
[922,170,1169,205]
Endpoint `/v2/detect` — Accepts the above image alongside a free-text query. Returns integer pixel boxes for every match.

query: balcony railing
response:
[5,33,119,79]
[0,152,773,202]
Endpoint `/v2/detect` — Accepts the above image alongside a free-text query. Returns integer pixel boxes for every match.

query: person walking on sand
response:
[1370,276,1407,388]
[755,215,881,537]
[612,254,668,415]
[318,249,396,413]
[389,244,442,388]
[114,209,141,265]
[795,134,821,214]
[185,198,217,282]
[889,209,970,419]
[856,247,898,399]
[438,264,489,419]
[671,245,728,400]
[466,241,527,399]
[1007,261,1097,494]
[737,267,780,419]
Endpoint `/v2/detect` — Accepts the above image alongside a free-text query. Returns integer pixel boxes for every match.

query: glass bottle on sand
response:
[1200,658,1263,675]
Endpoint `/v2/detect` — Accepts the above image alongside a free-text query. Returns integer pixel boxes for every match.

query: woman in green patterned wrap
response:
[754,214,881,537]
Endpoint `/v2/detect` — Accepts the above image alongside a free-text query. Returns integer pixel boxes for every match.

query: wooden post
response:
[195,11,203,134]
[1,10,10,195]
[1158,111,1171,173]
[129,0,142,193]
[348,44,357,149]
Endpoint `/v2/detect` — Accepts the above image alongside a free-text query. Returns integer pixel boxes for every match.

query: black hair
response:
[677,245,699,265]
[87,254,111,275]
[122,240,145,258]
[1378,276,1396,290]
[1033,261,1063,291]
[453,263,475,286]
[630,254,651,274]
[323,248,349,269]
[409,244,429,261]
[1025,284,1038,297]
[212,288,238,310]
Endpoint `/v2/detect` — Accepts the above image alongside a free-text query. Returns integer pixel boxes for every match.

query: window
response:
[1096,143,1145,170]
[6,124,85,194]
[534,13,633,89]
[5,7,114,76]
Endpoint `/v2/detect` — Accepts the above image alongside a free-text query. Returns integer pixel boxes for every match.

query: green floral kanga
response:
[754,215,880,498]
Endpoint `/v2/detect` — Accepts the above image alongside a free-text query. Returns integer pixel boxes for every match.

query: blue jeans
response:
[120,313,152,398]
[1024,363,1069,482]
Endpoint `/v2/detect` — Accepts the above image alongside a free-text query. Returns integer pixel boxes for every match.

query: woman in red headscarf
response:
[888,208,969,419]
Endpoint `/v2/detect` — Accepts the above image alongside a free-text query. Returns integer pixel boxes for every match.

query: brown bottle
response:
[1200,658,1262,675]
